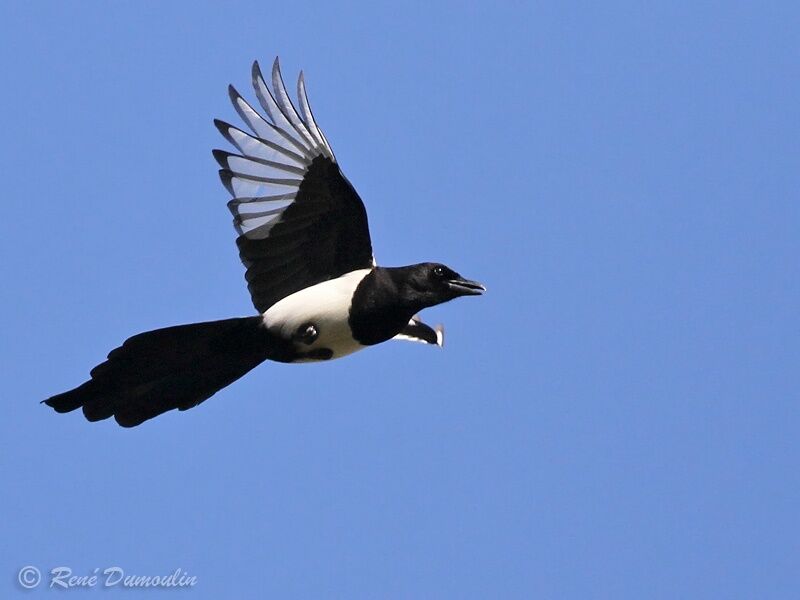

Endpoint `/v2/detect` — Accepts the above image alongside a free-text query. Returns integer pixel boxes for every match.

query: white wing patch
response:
[393,317,445,347]
[215,58,335,240]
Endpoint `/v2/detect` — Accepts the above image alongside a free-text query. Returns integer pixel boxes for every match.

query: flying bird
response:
[43,59,485,427]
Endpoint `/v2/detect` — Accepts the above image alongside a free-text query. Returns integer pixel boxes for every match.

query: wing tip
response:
[251,59,263,84]
[214,119,237,149]
[227,84,244,106]
[218,169,235,196]
[211,148,231,169]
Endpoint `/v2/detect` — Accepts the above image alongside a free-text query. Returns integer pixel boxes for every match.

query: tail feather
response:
[43,317,276,427]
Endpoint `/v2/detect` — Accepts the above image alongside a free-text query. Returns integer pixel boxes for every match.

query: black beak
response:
[447,277,486,296]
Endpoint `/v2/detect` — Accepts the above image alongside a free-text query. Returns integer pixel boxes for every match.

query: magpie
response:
[43,58,484,427]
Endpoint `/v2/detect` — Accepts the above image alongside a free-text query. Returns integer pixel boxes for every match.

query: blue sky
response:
[1,1,798,598]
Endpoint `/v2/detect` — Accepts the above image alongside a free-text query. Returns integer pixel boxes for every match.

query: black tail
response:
[43,317,277,427]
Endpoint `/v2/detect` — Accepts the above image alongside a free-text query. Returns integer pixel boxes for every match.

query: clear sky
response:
[1,1,798,598]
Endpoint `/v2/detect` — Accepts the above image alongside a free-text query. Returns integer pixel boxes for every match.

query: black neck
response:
[347,268,420,345]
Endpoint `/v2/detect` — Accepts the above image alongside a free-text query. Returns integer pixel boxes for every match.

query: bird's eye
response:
[433,266,445,277]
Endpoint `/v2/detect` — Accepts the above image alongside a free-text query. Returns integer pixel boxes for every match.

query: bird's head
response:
[399,262,485,309]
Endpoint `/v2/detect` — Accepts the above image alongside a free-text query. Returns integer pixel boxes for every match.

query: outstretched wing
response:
[215,58,374,314]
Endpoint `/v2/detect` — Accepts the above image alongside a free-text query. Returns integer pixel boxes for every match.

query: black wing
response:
[393,315,445,347]
[214,58,374,313]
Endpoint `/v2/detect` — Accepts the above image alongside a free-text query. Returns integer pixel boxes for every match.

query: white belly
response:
[262,269,371,361]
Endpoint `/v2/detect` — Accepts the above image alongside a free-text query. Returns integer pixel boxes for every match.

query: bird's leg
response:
[294,323,319,345]
[300,348,333,361]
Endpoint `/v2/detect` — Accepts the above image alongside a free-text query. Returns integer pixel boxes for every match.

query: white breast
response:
[262,269,372,361]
